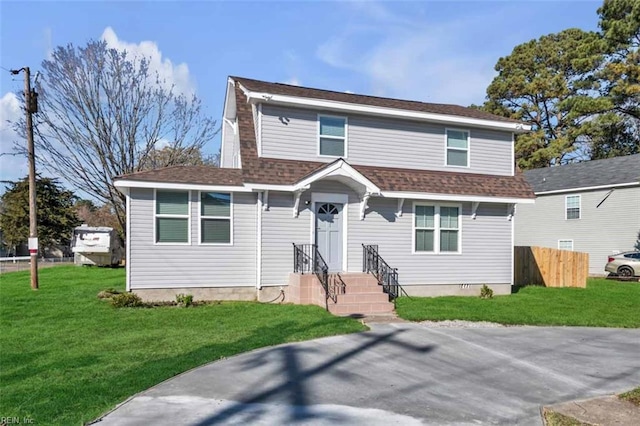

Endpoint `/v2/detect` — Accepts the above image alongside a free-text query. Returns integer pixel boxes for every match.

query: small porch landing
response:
[287,272,395,316]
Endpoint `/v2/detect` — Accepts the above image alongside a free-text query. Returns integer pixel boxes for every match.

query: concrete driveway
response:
[97,323,640,425]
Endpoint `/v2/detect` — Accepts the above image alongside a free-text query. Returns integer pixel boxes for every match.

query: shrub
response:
[97,288,121,299]
[480,285,494,299]
[110,292,143,308]
[176,293,194,308]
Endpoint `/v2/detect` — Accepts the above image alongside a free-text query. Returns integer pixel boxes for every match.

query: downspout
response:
[256,192,263,293]
[125,190,131,292]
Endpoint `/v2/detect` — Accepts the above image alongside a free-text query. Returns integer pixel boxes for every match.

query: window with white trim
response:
[558,240,573,251]
[565,195,581,220]
[155,191,189,243]
[446,129,469,167]
[200,192,231,244]
[318,115,346,157]
[414,204,461,253]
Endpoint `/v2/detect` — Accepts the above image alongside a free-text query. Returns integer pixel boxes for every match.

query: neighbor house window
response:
[414,204,461,253]
[565,195,581,220]
[200,192,231,244]
[558,240,573,251]
[446,129,469,167]
[318,115,346,157]
[155,190,189,243]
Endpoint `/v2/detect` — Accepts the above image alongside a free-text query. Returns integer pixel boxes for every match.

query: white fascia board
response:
[380,191,535,204]
[243,183,300,192]
[534,181,639,195]
[114,179,251,192]
[295,160,381,193]
[246,91,531,133]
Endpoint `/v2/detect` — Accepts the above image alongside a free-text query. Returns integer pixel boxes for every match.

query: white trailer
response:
[71,225,123,266]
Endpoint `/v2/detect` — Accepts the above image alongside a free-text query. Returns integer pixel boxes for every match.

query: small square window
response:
[558,240,573,251]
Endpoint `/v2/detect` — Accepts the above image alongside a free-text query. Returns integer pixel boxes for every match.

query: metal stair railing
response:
[293,243,334,309]
[362,244,409,300]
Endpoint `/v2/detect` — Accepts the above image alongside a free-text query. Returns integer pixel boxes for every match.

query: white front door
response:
[315,202,343,272]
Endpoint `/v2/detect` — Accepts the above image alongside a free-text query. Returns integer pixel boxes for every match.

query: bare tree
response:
[17,40,218,232]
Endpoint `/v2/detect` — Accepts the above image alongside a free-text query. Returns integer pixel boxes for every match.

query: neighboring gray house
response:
[114,76,535,315]
[515,154,640,276]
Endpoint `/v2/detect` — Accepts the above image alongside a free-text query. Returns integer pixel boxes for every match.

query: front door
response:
[315,202,343,272]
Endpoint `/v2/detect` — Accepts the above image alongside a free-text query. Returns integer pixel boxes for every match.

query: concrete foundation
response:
[133,287,258,302]
[132,282,513,303]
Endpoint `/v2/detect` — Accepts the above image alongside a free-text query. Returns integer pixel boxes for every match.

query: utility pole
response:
[11,66,39,289]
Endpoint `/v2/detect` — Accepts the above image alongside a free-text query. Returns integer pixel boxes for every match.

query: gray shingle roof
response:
[523,154,640,193]
[232,76,522,124]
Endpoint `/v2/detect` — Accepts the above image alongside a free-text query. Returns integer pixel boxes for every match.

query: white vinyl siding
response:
[413,203,462,254]
[318,115,347,157]
[566,195,581,220]
[445,129,469,167]
[200,192,232,245]
[350,197,512,284]
[515,186,640,275]
[155,190,189,244]
[558,240,573,250]
[260,105,514,176]
[129,189,257,289]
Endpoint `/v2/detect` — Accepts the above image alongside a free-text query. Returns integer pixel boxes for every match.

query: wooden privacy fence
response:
[514,246,588,288]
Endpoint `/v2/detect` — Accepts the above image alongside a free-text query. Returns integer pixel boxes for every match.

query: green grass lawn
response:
[396,278,640,327]
[0,266,366,425]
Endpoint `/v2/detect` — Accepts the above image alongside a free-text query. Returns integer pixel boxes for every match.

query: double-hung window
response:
[318,115,347,157]
[565,195,581,220]
[445,129,469,167]
[414,204,461,253]
[155,191,189,244]
[415,206,435,252]
[200,192,232,244]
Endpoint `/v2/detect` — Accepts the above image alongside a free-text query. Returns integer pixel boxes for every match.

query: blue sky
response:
[1,0,602,189]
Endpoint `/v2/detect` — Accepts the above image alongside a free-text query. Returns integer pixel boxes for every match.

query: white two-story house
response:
[115,76,535,315]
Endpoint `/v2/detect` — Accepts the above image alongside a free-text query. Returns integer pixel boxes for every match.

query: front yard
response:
[0,266,366,425]
[396,278,640,328]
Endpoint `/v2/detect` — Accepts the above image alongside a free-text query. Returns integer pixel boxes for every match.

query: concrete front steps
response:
[287,272,395,316]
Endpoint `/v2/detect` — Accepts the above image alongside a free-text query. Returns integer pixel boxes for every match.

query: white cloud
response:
[0,92,27,182]
[316,2,502,106]
[282,77,301,86]
[101,27,195,96]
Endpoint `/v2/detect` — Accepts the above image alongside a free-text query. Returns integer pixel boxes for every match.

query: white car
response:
[605,251,640,277]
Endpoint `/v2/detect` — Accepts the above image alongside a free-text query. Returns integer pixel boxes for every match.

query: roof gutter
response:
[243,90,531,133]
[113,179,252,192]
[534,181,639,195]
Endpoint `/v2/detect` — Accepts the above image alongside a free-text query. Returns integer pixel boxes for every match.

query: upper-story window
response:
[318,115,347,157]
[155,190,190,244]
[200,192,232,244]
[565,195,581,220]
[445,129,469,167]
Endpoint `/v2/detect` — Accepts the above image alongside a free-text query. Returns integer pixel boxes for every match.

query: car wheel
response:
[617,266,634,277]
